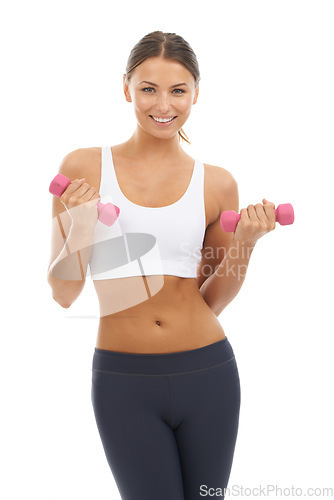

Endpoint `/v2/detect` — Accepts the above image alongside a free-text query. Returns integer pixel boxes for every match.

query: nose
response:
[154,92,173,112]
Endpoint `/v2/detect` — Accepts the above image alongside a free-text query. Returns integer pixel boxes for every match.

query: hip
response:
[92,336,236,377]
[92,337,240,418]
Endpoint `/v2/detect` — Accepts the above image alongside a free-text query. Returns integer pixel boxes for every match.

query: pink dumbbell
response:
[49,173,120,227]
[220,202,294,232]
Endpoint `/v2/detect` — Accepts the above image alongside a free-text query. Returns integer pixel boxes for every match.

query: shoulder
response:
[203,163,239,213]
[203,163,237,190]
[58,147,101,190]
[59,147,99,174]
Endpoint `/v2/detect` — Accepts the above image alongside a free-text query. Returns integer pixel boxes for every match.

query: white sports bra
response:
[88,146,206,280]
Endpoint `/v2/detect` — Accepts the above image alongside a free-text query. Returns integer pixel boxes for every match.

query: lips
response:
[149,115,177,121]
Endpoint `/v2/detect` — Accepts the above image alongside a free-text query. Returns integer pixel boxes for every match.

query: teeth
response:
[152,116,174,123]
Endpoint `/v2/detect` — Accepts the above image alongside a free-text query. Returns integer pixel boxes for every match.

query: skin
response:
[49,56,276,353]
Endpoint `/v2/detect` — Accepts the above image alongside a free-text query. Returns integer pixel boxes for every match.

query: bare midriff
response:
[85,144,227,354]
[94,275,226,354]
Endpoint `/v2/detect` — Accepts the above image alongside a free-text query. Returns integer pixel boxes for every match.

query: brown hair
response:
[124,31,200,145]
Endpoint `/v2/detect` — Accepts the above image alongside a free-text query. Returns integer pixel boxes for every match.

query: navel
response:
[155,320,161,326]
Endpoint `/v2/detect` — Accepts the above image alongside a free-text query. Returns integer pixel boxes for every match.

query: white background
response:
[1,0,333,498]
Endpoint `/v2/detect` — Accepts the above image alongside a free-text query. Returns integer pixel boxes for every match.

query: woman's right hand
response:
[60,178,101,230]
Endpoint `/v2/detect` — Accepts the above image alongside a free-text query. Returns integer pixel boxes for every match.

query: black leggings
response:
[91,337,241,500]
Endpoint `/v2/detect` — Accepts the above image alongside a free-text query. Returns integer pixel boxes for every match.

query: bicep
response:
[196,171,239,288]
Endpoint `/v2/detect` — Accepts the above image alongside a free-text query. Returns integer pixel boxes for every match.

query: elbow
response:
[52,294,71,309]
[205,297,226,318]
[47,269,83,309]
[213,304,226,317]
[50,285,83,308]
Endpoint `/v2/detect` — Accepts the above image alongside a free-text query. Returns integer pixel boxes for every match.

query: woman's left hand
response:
[233,198,276,245]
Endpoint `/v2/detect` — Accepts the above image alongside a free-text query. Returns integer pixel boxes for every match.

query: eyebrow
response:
[138,80,189,88]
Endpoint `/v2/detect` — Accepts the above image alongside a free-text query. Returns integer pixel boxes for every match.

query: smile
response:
[149,115,177,126]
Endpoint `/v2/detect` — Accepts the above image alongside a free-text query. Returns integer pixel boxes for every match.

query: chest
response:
[116,164,193,207]
[90,153,219,229]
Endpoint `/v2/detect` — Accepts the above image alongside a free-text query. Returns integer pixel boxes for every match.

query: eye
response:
[141,87,185,94]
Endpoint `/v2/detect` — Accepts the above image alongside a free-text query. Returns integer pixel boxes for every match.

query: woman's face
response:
[123,57,199,138]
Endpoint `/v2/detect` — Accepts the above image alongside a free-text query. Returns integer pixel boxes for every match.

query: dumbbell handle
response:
[220,203,294,232]
[49,174,120,227]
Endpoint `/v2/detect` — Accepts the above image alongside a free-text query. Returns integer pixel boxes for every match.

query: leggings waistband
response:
[92,337,235,376]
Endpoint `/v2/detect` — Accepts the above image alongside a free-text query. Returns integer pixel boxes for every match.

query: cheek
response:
[133,94,151,111]
[179,97,193,112]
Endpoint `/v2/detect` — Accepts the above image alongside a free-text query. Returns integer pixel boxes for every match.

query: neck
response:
[125,127,185,163]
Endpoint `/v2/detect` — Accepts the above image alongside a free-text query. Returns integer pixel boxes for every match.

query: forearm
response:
[199,238,256,316]
[47,223,95,306]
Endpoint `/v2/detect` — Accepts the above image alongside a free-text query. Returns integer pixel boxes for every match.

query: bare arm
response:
[46,148,98,308]
[47,221,95,308]
[198,168,256,316]
[199,168,276,316]
[199,238,256,316]
[196,166,239,290]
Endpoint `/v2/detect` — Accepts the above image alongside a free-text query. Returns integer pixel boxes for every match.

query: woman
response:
[48,31,276,500]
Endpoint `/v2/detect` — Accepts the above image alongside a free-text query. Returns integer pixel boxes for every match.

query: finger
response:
[247,204,259,221]
[262,198,275,208]
[262,199,276,223]
[89,192,102,207]
[92,192,101,200]
[239,207,249,221]
[78,185,98,201]
[74,181,96,197]
[62,178,85,197]
[254,203,268,223]
[88,191,101,202]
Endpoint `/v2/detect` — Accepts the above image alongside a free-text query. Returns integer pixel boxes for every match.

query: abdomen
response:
[94,275,226,353]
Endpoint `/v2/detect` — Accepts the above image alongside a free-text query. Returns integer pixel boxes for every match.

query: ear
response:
[123,74,132,102]
[193,84,200,104]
